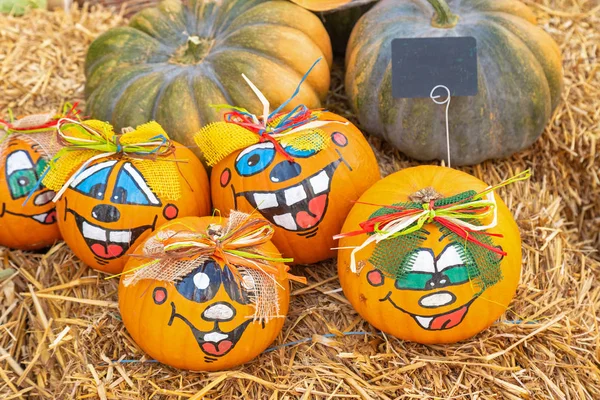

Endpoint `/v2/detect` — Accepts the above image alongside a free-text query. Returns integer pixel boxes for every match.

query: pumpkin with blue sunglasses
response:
[45,120,211,274]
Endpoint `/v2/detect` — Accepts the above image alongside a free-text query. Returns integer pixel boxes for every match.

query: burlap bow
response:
[38,119,180,203]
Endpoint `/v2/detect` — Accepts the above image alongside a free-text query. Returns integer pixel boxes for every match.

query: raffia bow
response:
[194,58,346,166]
[334,170,531,274]
[0,102,80,158]
[37,119,180,203]
[119,211,306,287]
[117,211,306,322]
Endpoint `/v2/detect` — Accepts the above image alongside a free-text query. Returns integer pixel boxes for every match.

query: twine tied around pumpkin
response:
[334,170,531,276]
[31,119,182,204]
[194,58,347,166]
[114,211,306,322]
[0,102,81,159]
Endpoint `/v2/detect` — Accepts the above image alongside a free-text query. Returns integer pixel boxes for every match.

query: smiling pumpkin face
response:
[0,137,60,250]
[118,216,290,371]
[338,166,522,344]
[56,144,210,274]
[211,112,380,264]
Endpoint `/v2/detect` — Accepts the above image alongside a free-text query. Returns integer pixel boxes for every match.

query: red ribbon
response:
[0,102,81,132]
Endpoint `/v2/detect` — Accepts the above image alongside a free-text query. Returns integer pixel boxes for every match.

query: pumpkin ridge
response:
[481,17,554,109]
[195,62,234,105]
[208,46,320,101]
[88,67,159,122]
[470,21,550,155]
[480,13,562,111]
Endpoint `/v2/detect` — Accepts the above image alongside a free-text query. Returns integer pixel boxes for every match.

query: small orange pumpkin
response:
[0,136,60,249]
[337,166,524,344]
[199,110,380,264]
[43,120,211,274]
[118,214,299,371]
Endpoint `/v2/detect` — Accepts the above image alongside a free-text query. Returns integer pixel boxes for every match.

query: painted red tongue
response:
[90,243,125,258]
[45,210,57,224]
[201,340,233,356]
[295,194,327,229]
[430,306,468,330]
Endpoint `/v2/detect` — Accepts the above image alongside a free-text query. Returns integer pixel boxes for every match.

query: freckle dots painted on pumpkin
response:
[336,166,526,344]
[42,120,211,274]
[196,110,380,265]
[118,214,304,371]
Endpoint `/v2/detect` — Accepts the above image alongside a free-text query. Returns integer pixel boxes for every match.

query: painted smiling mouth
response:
[168,302,251,358]
[31,210,57,225]
[67,209,155,259]
[1,204,58,225]
[235,159,341,232]
[381,292,477,331]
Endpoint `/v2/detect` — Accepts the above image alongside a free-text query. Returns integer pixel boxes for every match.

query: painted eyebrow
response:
[236,142,275,160]
[69,160,118,187]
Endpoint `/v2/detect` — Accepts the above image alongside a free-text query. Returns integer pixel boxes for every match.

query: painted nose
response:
[33,190,55,206]
[418,291,456,308]
[425,273,451,290]
[202,302,235,322]
[270,161,301,183]
[91,204,120,223]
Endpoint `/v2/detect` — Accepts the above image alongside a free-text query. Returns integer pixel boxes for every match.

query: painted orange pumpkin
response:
[337,166,523,343]
[44,120,211,274]
[208,112,380,264]
[0,136,60,250]
[118,215,292,371]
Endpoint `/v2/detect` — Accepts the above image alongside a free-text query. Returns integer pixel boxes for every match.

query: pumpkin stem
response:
[426,0,459,29]
[169,35,214,65]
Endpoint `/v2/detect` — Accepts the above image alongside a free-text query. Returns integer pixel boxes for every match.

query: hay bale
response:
[0,1,598,398]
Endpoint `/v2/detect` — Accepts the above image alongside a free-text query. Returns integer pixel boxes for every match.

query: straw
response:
[0,1,599,398]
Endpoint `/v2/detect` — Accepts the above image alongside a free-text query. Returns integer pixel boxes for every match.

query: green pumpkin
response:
[85,0,333,156]
[320,2,376,54]
[345,0,563,165]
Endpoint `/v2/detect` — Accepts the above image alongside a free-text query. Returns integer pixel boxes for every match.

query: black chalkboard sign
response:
[391,37,478,99]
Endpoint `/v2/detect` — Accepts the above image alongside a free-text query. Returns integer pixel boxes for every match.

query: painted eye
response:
[193,272,210,289]
[443,266,472,285]
[235,143,276,176]
[407,249,436,273]
[437,244,466,271]
[176,260,221,303]
[222,265,251,305]
[395,272,434,290]
[70,160,116,200]
[35,158,48,178]
[112,163,161,206]
[6,151,38,199]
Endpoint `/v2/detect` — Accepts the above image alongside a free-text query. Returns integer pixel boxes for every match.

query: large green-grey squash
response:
[345,0,563,165]
[85,0,332,155]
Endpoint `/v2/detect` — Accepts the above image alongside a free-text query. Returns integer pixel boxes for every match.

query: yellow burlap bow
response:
[40,119,181,202]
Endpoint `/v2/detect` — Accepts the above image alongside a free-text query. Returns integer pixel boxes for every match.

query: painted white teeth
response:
[273,213,297,231]
[32,213,48,223]
[109,230,132,243]
[203,332,228,343]
[254,193,278,210]
[284,185,307,206]
[82,221,107,241]
[309,170,330,194]
[414,316,433,329]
